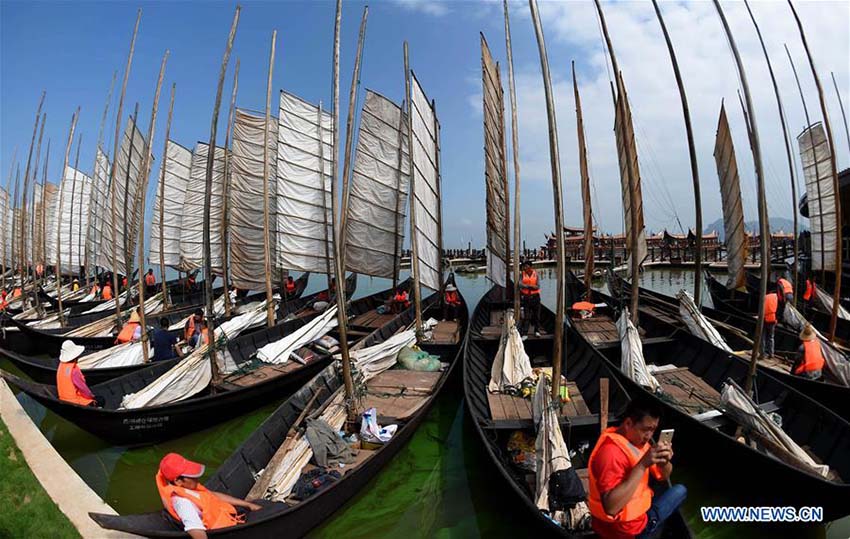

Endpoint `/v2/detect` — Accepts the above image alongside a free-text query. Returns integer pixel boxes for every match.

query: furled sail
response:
[180,142,226,273]
[714,104,747,289]
[150,140,192,270]
[47,166,92,274]
[87,148,111,273]
[409,73,443,291]
[344,90,410,279]
[275,91,334,274]
[574,67,594,289]
[798,123,836,272]
[96,118,149,277]
[614,74,647,272]
[481,35,509,287]
[230,109,278,290]
[32,182,58,267]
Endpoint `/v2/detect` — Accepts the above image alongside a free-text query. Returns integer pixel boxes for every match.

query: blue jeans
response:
[636,484,687,538]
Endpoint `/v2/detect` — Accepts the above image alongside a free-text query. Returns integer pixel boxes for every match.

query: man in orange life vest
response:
[390,286,410,314]
[793,324,825,380]
[185,309,204,348]
[145,268,157,296]
[762,286,780,358]
[156,453,263,539]
[284,275,297,298]
[802,275,817,313]
[519,261,542,337]
[56,340,104,407]
[442,283,462,321]
[115,309,143,344]
[101,280,113,300]
[588,396,685,539]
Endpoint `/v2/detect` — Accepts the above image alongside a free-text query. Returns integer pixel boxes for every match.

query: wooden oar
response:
[599,377,609,434]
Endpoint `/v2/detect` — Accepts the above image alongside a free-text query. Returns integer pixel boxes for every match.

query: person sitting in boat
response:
[390,287,410,314]
[101,280,113,300]
[35,262,44,278]
[0,290,8,311]
[156,453,262,538]
[571,300,596,319]
[115,309,143,344]
[793,324,825,381]
[442,284,462,321]
[145,268,157,296]
[91,281,101,297]
[121,275,129,291]
[57,340,104,407]
[153,317,183,361]
[72,278,80,292]
[284,275,297,298]
[12,283,23,298]
[762,288,779,359]
[185,309,204,347]
[315,278,336,303]
[519,261,542,337]
[587,396,685,539]
[777,276,794,305]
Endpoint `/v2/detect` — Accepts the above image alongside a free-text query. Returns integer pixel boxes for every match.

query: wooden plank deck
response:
[428,320,460,344]
[358,370,442,421]
[654,367,721,413]
[487,381,591,421]
[351,310,396,329]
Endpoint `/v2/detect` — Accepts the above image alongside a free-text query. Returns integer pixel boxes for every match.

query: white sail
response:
[275,91,334,274]
[614,75,647,272]
[798,123,837,272]
[344,90,410,279]
[32,182,58,268]
[151,140,192,270]
[714,104,748,289]
[481,35,509,287]
[230,109,278,290]
[409,73,442,291]
[180,142,226,273]
[87,148,111,273]
[96,118,149,276]
[0,189,11,268]
[46,166,92,274]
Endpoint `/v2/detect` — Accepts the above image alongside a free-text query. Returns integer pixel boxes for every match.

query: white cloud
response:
[390,0,451,17]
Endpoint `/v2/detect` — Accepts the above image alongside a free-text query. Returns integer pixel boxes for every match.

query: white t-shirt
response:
[172,496,205,531]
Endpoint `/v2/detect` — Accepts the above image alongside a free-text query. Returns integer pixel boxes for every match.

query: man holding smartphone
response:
[587,396,687,538]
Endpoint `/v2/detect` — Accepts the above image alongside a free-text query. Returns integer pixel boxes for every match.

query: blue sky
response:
[2,0,849,254]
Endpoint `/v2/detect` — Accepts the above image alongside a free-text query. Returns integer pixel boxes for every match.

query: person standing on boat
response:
[519,261,542,337]
[777,276,794,304]
[802,276,817,314]
[56,340,104,407]
[442,283,462,321]
[587,396,685,539]
[145,268,157,296]
[792,324,825,380]
[101,280,113,300]
[762,288,779,359]
[156,453,263,539]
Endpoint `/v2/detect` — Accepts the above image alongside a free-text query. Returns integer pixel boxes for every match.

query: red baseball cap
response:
[159,453,205,483]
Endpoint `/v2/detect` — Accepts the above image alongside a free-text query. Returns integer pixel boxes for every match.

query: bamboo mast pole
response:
[221,60,239,319]
[404,42,425,337]
[109,9,142,332]
[833,72,850,156]
[433,98,445,293]
[572,62,594,299]
[745,1,800,302]
[503,0,522,315]
[391,100,406,290]
[38,141,50,293]
[69,133,81,292]
[714,0,770,397]
[86,71,117,288]
[330,0,355,419]
[2,147,17,290]
[318,101,333,285]
[19,92,46,285]
[594,0,640,324]
[262,30,276,328]
[57,109,80,327]
[652,0,703,304]
[204,7,240,383]
[12,166,20,282]
[529,0,566,402]
[339,6,369,267]
[122,102,141,290]
[496,62,511,297]
[158,83,176,309]
[788,0,842,341]
[136,51,169,364]
[29,114,46,309]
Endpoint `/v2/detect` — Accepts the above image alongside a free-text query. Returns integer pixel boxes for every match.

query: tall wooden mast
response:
[262,30,276,328]
[19,92,45,283]
[571,62,594,299]
[158,83,176,309]
[56,109,80,328]
[2,146,17,290]
[404,42,424,337]
[503,0,522,315]
[220,61,239,319]
[29,113,46,309]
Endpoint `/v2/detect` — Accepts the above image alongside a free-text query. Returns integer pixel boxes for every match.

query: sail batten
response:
[481,35,509,287]
[798,123,836,272]
[714,104,748,289]
[344,90,410,279]
[613,78,647,270]
[151,140,192,270]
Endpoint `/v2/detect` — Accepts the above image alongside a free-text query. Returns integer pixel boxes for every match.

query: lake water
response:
[4,268,848,538]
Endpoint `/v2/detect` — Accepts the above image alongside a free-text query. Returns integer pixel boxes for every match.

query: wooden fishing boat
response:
[464,284,693,538]
[566,276,850,520]
[88,279,467,537]
[607,272,850,421]
[0,278,410,446]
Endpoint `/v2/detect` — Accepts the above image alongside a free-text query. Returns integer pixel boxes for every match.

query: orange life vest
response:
[803,280,816,302]
[796,340,825,375]
[145,273,156,286]
[778,278,793,296]
[116,322,141,344]
[394,291,409,304]
[36,264,44,276]
[572,301,596,312]
[764,293,778,324]
[285,280,296,294]
[155,472,243,531]
[445,290,460,305]
[122,277,128,288]
[185,318,198,341]
[587,428,654,523]
[102,285,113,300]
[56,362,95,406]
[12,287,22,298]
[521,270,540,296]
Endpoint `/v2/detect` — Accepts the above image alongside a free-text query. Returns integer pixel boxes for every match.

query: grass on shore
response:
[0,418,79,538]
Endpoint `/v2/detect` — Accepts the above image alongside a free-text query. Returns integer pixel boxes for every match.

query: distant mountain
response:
[703,217,806,241]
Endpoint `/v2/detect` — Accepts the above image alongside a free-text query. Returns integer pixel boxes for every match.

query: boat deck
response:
[427,320,461,345]
[350,310,396,330]
[654,366,721,414]
[571,312,648,347]
[477,309,552,341]
[219,354,314,389]
[486,381,590,422]
[358,369,442,422]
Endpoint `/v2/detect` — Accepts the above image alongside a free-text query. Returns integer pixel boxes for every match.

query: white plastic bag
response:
[359,407,397,443]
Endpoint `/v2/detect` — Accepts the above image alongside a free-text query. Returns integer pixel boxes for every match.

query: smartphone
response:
[658,429,674,445]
